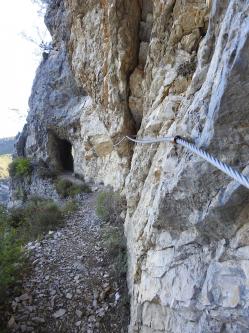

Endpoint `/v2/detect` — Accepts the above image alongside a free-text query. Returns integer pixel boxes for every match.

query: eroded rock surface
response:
[16,0,140,192]
[125,1,249,332]
[14,0,249,332]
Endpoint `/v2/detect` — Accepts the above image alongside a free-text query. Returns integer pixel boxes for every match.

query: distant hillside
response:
[0,137,15,155]
[0,154,12,179]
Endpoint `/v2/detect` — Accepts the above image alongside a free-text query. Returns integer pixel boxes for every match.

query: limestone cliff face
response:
[18,0,139,191]
[16,0,249,332]
[125,2,249,332]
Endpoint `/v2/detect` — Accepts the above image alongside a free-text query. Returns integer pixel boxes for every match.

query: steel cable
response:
[115,135,249,190]
[175,136,249,189]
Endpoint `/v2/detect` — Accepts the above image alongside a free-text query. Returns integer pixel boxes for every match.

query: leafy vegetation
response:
[12,186,27,202]
[62,199,79,215]
[102,224,127,279]
[96,191,126,223]
[0,206,25,307]
[97,190,127,279]
[0,195,78,300]
[0,154,12,179]
[9,158,32,179]
[55,178,91,198]
[0,195,76,330]
[8,197,63,242]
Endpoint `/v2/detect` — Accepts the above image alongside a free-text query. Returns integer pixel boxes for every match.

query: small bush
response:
[9,158,32,179]
[8,197,63,242]
[55,179,91,198]
[55,179,71,197]
[8,207,26,228]
[96,191,126,223]
[102,225,127,279]
[97,191,127,279]
[0,207,25,300]
[0,197,63,330]
[13,186,27,201]
[24,198,63,240]
[62,200,79,214]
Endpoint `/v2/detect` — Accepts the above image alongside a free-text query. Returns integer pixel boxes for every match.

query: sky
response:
[0,0,50,139]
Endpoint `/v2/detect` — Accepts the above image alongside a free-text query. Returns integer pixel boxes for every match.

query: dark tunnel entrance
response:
[59,139,74,172]
[48,131,74,173]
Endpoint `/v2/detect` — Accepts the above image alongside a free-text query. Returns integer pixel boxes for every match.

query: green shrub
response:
[96,191,126,223]
[0,207,24,300]
[62,200,79,214]
[13,186,27,201]
[23,198,63,240]
[55,179,70,197]
[8,207,26,228]
[9,158,32,179]
[97,191,127,279]
[102,225,127,279]
[0,197,63,329]
[55,179,91,198]
[8,197,63,242]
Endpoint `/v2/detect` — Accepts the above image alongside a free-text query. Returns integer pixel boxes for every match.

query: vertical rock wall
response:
[125,1,249,332]
[64,0,141,189]
[19,0,141,191]
[16,0,249,331]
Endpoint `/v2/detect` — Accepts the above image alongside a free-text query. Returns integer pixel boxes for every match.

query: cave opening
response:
[48,131,74,173]
[59,138,74,172]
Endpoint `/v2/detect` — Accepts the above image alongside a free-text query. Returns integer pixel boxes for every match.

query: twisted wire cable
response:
[113,136,127,147]
[175,136,249,189]
[115,135,249,190]
[126,135,175,144]
[113,135,138,147]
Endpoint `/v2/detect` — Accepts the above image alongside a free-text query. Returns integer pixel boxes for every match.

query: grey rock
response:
[66,292,73,300]
[20,324,27,332]
[76,310,82,318]
[31,317,45,324]
[50,289,56,296]
[19,294,31,302]
[53,309,66,319]
[7,316,16,328]
[88,315,96,323]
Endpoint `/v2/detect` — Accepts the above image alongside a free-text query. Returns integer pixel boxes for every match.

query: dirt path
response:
[8,193,129,333]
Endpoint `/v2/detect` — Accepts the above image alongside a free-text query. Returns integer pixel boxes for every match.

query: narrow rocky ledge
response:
[7,194,129,333]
